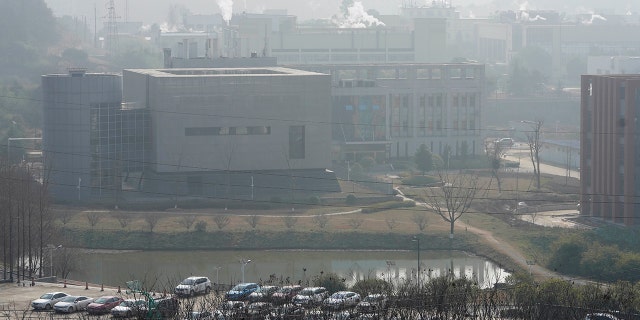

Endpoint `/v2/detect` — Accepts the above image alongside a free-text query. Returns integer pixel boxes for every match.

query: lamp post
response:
[48,245,62,277]
[412,236,420,289]
[240,259,251,283]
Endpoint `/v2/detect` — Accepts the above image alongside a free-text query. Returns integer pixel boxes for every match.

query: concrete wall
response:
[123,68,332,174]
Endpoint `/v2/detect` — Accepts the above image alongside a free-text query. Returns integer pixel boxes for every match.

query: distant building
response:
[42,69,149,202]
[296,63,485,162]
[588,56,640,75]
[43,67,338,202]
[580,74,640,225]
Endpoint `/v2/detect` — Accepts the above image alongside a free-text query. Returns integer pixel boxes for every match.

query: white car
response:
[322,291,361,310]
[356,294,388,313]
[32,292,68,310]
[175,276,212,297]
[292,287,328,306]
[53,295,93,313]
[110,299,148,318]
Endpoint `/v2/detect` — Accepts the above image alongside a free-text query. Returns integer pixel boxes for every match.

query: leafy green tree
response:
[414,144,433,175]
[547,235,586,274]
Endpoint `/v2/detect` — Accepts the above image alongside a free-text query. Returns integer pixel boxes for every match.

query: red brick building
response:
[581,74,640,225]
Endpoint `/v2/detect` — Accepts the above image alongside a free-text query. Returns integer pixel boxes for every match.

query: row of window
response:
[185,126,271,136]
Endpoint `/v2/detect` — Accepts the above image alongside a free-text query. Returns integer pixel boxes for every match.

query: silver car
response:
[32,292,68,310]
[53,295,93,313]
[111,299,148,318]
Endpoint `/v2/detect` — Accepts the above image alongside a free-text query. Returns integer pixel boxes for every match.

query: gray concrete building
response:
[43,69,149,202]
[122,67,337,199]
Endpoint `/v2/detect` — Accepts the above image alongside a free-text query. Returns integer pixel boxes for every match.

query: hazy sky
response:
[44,0,637,25]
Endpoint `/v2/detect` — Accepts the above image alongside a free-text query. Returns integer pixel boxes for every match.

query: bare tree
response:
[55,247,80,279]
[144,214,161,233]
[348,217,364,229]
[485,139,505,193]
[424,171,482,239]
[57,211,74,226]
[524,120,543,189]
[282,215,298,229]
[114,213,131,229]
[245,215,260,229]
[223,142,236,211]
[313,215,329,229]
[385,218,397,230]
[412,213,428,232]
[213,214,230,230]
[178,215,197,231]
[86,212,101,228]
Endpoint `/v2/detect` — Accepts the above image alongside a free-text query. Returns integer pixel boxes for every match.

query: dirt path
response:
[393,187,571,281]
[456,220,560,279]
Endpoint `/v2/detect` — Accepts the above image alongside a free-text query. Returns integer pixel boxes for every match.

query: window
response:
[289,126,305,159]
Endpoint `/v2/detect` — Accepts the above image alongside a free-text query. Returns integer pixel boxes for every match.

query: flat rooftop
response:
[125,67,325,77]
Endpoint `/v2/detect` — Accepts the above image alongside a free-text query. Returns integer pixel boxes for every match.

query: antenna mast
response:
[105,0,119,54]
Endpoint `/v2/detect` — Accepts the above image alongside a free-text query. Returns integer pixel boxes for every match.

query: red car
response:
[86,296,124,314]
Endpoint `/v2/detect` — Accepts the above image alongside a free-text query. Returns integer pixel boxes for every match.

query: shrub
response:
[346,194,357,205]
[194,220,207,232]
[361,200,416,214]
[307,196,321,205]
[401,175,440,187]
[313,272,347,293]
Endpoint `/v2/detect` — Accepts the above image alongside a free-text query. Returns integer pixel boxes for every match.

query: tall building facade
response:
[580,74,640,225]
[297,63,485,162]
[42,69,149,202]
[122,67,337,199]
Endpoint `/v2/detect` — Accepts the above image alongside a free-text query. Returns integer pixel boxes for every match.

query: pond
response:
[69,249,509,290]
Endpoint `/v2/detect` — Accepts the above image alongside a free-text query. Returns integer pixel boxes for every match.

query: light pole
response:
[240,259,251,283]
[412,236,420,289]
[48,245,62,277]
[250,176,254,200]
[213,266,221,290]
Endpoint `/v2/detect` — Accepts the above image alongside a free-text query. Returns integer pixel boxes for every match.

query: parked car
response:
[185,310,215,320]
[247,302,273,319]
[175,276,212,297]
[269,303,305,320]
[53,295,93,313]
[215,300,247,319]
[496,137,514,148]
[292,287,328,306]
[248,285,280,302]
[225,283,260,300]
[147,295,179,319]
[86,295,124,314]
[110,299,147,318]
[32,292,68,310]
[356,294,387,313]
[271,285,303,305]
[323,291,361,310]
[585,313,620,320]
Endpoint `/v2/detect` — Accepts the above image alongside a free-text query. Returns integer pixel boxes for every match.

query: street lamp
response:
[48,244,62,277]
[412,236,420,289]
[240,259,251,283]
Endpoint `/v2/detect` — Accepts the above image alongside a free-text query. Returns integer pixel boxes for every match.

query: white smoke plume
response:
[583,13,607,24]
[217,0,234,24]
[519,11,546,22]
[339,1,385,28]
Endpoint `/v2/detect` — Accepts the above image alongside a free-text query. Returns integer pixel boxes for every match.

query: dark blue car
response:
[225,283,260,300]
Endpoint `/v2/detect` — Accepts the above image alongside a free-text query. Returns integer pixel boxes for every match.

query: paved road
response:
[504,150,580,180]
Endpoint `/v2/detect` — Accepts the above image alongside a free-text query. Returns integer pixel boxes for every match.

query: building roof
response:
[124,67,325,78]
